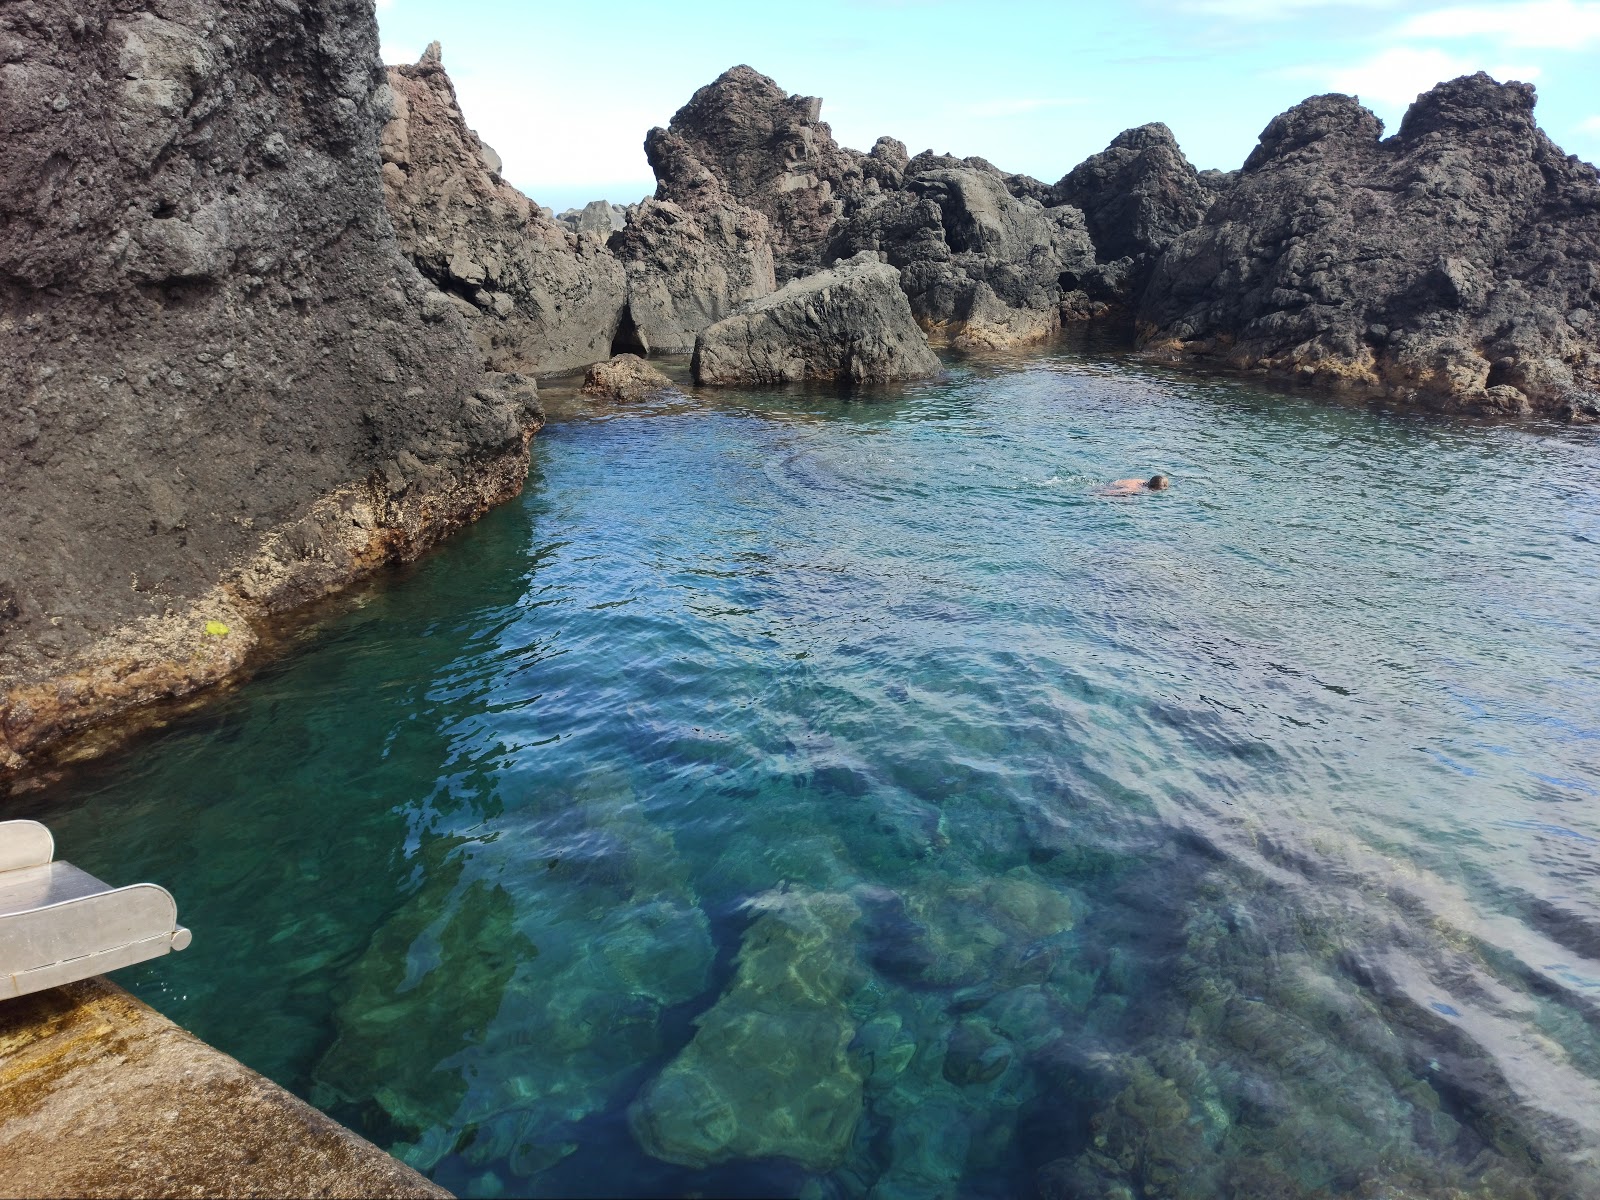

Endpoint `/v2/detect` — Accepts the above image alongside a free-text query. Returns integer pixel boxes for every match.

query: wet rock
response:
[580,353,674,402]
[382,45,628,374]
[630,888,869,1171]
[1141,74,1600,417]
[692,253,942,385]
[943,1018,1013,1086]
[0,0,533,773]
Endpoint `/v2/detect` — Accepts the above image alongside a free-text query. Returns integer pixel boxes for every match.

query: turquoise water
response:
[15,341,1600,1198]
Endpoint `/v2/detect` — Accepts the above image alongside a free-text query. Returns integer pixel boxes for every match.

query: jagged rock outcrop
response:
[581,353,674,402]
[651,66,878,283]
[556,200,626,238]
[692,254,942,385]
[608,127,777,356]
[1141,75,1600,418]
[382,44,627,375]
[828,168,1101,350]
[0,1,539,774]
[1052,123,1216,306]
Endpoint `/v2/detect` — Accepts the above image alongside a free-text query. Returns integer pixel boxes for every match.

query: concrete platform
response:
[0,977,448,1199]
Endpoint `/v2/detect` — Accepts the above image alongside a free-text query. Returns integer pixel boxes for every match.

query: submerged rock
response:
[1141,74,1600,417]
[630,888,869,1171]
[382,44,628,374]
[581,354,674,402]
[691,254,943,385]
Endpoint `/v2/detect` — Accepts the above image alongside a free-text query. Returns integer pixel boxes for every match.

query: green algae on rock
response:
[630,888,870,1171]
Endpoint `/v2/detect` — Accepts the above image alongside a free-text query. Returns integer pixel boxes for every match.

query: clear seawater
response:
[14,339,1600,1199]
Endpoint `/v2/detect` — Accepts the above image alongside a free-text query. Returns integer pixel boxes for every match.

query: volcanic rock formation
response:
[608,125,777,356]
[0,1,538,773]
[692,254,943,385]
[1140,75,1600,418]
[581,353,675,402]
[382,44,627,375]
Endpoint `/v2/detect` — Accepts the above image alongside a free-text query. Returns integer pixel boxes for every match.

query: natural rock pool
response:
[17,340,1600,1198]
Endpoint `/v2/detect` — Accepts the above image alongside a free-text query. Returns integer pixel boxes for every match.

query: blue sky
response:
[376,0,1600,213]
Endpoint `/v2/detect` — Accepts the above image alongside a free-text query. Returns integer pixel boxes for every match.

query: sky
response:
[375,0,1600,214]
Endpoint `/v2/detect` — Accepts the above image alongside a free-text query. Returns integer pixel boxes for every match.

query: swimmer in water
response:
[1099,474,1170,496]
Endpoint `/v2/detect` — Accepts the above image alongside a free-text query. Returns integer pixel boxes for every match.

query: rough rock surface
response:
[608,127,777,355]
[1141,75,1600,417]
[1052,123,1216,306]
[581,353,675,402]
[383,44,627,374]
[0,1,539,773]
[829,168,1101,349]
[629,889,868,1171]
[0,977,445,1198]
[692,254,943,385]
[651,66,877,283]
[556,199,627,238]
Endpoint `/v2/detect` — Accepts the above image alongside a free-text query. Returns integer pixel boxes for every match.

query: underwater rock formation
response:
[581,353,674,402]
[692,254,943,385]
[1141,74,1600,418]
[0,0,539,774]
[382,44,627,374]
[629,888,869,1171]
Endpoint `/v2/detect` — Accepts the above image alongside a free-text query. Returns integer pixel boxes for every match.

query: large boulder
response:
[1140,75,1600,418]
[382,44,628,374]
[1051,123,1217,306]
[692,254,943,385]
[0,0,538,773]
[829,168,1101,349]
[581,353,674,402]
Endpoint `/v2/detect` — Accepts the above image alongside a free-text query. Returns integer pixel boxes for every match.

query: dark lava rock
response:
[0,0,537,771]
[692,254,942,385]
[829,168,1100,350]
[581,354,674,402]
[652,65,879,283]
[383,44,627,374]
[1140,74,1600,417]
[608,125,777,355]
[1052,123,1216,305]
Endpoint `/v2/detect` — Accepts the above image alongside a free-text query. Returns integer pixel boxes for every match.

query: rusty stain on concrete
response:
[0,977,449,1199]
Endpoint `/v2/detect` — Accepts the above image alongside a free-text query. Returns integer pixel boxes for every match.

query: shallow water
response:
[16,340,1600,1198]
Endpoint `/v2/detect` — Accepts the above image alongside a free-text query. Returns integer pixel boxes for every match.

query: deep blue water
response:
[16,341,1600,1198]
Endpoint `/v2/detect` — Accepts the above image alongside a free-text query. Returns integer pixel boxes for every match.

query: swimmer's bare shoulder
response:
[1096,474,1170,496]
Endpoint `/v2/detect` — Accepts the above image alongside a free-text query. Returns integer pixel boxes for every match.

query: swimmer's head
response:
[1148,474,1170,491]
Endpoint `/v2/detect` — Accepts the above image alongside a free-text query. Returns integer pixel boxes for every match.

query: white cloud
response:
[379,43,418,66]
[1396,0,1600,48]
[1296,46,1541,107]
[968,97,1089,118]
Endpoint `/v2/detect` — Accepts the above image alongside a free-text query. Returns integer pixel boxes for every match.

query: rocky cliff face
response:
[0,0,539,773]
[382,45,627,375]
[1052,123,1216,308]
[607,125,777,356]
[1141,75,1600,417]
[654,66,874,284]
